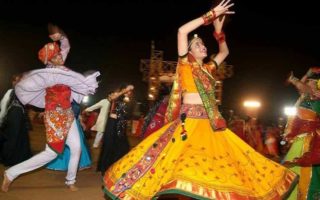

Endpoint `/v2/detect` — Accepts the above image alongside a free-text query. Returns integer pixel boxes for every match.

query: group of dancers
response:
[0,0,319,199]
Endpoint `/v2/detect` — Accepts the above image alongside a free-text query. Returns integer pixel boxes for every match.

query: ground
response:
[0,122,142,200]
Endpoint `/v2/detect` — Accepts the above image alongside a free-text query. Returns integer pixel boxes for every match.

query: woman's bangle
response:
[202,10,216,26]
[213,31,226,44]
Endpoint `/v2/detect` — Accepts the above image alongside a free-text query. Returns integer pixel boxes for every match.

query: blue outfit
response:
[46,101,91,170]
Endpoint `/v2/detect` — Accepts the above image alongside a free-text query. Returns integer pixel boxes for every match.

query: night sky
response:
[0,0,319,123]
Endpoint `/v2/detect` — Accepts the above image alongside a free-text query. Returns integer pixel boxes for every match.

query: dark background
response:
[0,0,319,123]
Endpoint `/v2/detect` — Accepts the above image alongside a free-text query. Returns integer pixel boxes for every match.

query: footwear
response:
[1,174,12,192]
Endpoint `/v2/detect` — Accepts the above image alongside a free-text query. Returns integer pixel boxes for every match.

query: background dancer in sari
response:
[96,84,134,175]
[283,67,320,200]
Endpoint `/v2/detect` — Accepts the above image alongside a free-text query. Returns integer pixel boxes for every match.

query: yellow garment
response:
[179,62,197,93]
[104,105,297,200]
[178,58,215,93]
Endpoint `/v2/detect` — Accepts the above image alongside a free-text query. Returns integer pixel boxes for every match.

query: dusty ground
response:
[0,122,141,200]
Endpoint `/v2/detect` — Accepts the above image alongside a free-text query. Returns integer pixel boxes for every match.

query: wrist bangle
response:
[213,31,226,44]
[202,10,216,26]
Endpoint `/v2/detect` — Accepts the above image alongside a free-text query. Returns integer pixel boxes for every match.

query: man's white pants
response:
[5,120,81,185]
[93,132,104,148]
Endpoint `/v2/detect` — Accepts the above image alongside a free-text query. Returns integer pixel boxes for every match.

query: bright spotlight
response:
[82,96,89,104]
[243,101,261,108]
[284,106,297,116]
[124,96,130,102]
[148,94,155,100]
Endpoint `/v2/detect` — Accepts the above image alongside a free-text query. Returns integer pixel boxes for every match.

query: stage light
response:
[284,106,296,116]
[243,101,261,108]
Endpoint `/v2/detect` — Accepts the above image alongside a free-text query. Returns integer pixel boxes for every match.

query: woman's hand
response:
[48,23,65,41]
[213,15,226,33]
[213,0,235,17]
[287,71,297,84]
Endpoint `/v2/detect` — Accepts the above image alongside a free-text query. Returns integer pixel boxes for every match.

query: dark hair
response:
[118,83,129,91]
[11,74,22,82]
[159,83,171,97]
[116,83,132,101]
[244,116,252,122]
[48,23,59,35]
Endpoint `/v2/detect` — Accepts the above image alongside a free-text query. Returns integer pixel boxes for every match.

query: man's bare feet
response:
[68,184,79,192]
[1,174,12,192]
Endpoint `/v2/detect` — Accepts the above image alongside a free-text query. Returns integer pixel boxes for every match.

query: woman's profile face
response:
[189,38,207,60]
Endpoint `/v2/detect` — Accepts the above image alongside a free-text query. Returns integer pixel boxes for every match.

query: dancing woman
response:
[283,67,320,199]
[102,1,297,199]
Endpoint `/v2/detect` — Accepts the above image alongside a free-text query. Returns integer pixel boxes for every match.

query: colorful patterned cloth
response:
[104,104,297,200]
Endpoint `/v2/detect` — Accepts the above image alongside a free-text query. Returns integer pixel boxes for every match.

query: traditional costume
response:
[46,101,92,170]
[140,96,169,138]
[97,97,130,174]
[283,67,320,200]
[4,35,99,186]
[103,52,297,199]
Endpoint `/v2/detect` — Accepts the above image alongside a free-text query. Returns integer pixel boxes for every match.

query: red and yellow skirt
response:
[104,104,297,200]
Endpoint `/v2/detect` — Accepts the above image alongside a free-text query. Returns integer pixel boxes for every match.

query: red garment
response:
[264,128,280,157]
[285,116,319,140]
[84,112,98,132]
[286,116,320,166]
[229,119,245,141]
[45,85,71,111]
[143,97,168,138]
[294,133,320,166]
[245,123,264,154]
[131,117,144,137]
[44,84,73,154]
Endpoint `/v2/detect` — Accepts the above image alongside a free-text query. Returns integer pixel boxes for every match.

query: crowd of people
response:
[0,0,319,199]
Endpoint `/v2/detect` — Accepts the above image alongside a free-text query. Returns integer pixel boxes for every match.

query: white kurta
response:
[85,99,110,133]
[15,36,100,109]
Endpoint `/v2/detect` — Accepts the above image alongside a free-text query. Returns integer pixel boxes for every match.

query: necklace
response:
[192,60,214,79]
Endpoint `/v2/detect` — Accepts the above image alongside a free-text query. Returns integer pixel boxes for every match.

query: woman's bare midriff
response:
[183,93,203,104]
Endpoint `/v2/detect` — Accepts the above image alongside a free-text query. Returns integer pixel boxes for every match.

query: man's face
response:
[49,53,64,65]
[12,76,21,87]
